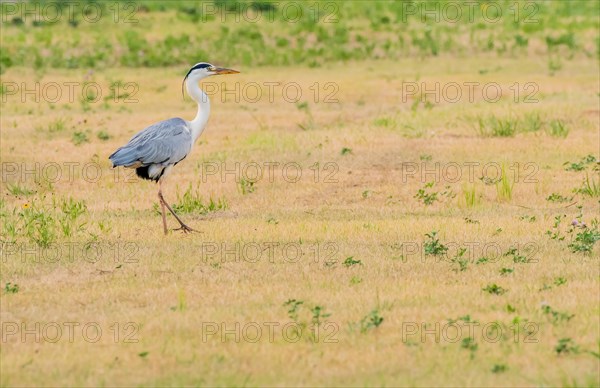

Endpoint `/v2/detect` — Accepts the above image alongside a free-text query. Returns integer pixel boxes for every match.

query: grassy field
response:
[1,1,599,386]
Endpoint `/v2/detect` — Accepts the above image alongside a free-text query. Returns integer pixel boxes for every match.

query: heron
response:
[109,62,239,235]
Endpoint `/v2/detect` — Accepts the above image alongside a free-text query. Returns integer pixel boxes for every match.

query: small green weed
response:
[72,131,89,145]
[541,304,574,323]
[7,184,35,197]
[499,267,514,276]
[450,248,468,272]
[477,116,518,137]
[496,164,514,201]
[238,178,256,195]
[359,309,384,333]
[574,173,600,198]
[546,193,571,203]
[461,337,478,357]
[424,231,448,256]
[563,155,596,172]
[173,185,227,214]
[415,182,455,205]
[97,130,110,140]
[482,284,507,295]
[4,282,19,293]
[342,256,362,267]
[555,338,580,355]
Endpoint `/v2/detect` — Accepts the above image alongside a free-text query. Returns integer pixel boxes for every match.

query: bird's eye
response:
[208,66,216,71]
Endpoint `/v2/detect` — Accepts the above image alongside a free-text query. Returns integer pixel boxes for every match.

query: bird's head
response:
[182,62,239,98]
[184,62,239,80]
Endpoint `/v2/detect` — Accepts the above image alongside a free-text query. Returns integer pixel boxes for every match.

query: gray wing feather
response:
[109,118,192,167]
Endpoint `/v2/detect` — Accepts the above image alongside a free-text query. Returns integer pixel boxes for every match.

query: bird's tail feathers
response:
[109,147,138,168]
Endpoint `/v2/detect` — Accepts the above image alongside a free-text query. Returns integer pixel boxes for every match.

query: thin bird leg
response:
[161,196,196,233]
[157,184,168,235]
[157,184,196,233]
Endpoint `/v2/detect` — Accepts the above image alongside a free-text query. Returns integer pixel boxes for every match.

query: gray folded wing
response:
[109,118,193,168]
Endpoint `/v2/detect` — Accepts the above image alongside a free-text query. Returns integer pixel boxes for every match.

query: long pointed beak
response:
[213,67,240,75]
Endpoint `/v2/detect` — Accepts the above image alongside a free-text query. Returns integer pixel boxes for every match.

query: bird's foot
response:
[173,223,197,234]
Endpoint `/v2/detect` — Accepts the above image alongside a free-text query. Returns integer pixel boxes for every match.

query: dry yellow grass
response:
[1,56,599,386]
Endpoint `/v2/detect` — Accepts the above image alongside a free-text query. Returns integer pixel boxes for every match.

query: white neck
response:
[185,77,211,142]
